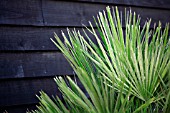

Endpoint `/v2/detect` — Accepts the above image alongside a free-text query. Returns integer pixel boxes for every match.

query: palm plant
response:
[29,6,170,113]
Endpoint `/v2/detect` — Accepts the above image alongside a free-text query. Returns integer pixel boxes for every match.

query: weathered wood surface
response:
[1,103,37,113]
[0,0,43,26]
[0,52,73,79]
[71,0,170,9]
[42,1,170,27]
[1,25,169,51]
[0,26,97,51]
[0,76,85,107]
[0,0,170,111]
[0,77,59,106]
[0,0,169,27]
[0,26,60,51]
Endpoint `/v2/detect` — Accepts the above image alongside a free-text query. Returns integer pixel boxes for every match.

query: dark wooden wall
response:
[0,0,170,112]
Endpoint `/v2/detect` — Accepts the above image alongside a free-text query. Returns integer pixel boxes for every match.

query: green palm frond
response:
[29,6,170,113]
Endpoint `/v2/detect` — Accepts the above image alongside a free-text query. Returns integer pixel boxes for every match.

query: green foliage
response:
[28,6,170,113]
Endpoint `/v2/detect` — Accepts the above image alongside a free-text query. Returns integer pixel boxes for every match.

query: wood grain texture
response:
[0,77,59,106]
[0,26,60,50]
[1,103,37,113]
[42,0,105,27]
[0,52,73,79]
[0,76,86,107]
[0,0,43,25]
[0,0,170,112]
[71,0,170,9]
[42,1,170,27]
[0,26,96,51]
[0,0,169,27]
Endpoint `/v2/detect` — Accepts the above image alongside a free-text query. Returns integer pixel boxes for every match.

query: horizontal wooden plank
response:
[42,1,170,27]
[71,0,170,9]
[0,26,96,51]
[0,1,169,27]
[0,26,60,50]
[0,76,86,107]
[0,25,169,51]
[0,0,43,26]
[1,103,37,113]
[0,52,73,79]
[0,77,59,106]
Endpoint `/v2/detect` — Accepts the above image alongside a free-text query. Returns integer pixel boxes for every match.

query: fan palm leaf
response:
[29,6,170,113]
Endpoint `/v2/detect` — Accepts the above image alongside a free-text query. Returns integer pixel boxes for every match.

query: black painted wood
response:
[42,1,170,27]
[0,0,170,112]
[0,26,60,51]
[0,0,169,27]
[0,26,77,51]
[0,77,59,106]
[0,76,85,107]
[0,103,37,113]
[0,26,97,51]
[0,0,43,26]
[71,0,170,9]
[0,52,73,79]
[0,25,168,51]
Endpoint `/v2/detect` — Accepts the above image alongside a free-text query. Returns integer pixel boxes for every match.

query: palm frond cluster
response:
[29,6,170,113]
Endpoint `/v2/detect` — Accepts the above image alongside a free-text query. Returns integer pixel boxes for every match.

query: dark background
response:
[0,0,170,112]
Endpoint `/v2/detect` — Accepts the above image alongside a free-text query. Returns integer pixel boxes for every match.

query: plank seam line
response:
[40,0,45,26]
